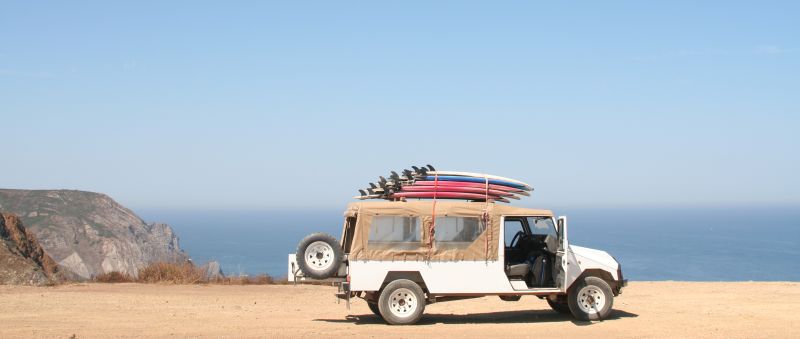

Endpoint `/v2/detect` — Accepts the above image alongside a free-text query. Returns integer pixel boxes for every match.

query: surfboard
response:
[421,175,530,190]
[400,185,520,199]
[361,186,522,200]
[365,184,528,198]
[425,171,530,186]
[425,171,533,190]
[410,180,530,195]
[390,191,510,203]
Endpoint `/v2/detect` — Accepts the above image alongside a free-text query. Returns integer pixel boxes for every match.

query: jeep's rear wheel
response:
[378,279,425,325]
[568,276,614,321]
[295,233,343,279]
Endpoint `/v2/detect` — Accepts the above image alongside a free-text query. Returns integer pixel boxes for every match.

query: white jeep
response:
[289,201,626,325]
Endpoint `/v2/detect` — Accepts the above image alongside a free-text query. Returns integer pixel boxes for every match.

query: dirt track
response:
[1,282,798,338]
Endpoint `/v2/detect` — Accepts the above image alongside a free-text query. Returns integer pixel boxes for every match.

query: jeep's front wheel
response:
[295,233,343,279]
[546,295,571,314]
[378,279,426,325]
[568,276,614,321]
[367,302,382,318]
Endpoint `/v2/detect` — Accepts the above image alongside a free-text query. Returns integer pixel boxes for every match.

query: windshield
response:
[527,216,557,237]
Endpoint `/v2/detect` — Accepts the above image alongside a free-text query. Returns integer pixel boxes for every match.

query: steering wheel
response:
[509,230,525,248]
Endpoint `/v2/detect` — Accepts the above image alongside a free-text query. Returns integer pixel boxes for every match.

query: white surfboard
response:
[425,171,533,190]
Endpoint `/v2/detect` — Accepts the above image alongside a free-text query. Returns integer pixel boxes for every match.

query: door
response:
[556,216,568,291]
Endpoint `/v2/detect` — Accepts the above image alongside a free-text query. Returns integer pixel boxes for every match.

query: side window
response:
[368,216,422,250]
[342,216,357,253]
[527,217,557,237]
[504,219,525,246]
[434,216,484,249]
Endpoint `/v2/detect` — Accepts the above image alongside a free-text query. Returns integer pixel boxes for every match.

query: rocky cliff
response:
[0,189,189,279]
[0,212,62,285]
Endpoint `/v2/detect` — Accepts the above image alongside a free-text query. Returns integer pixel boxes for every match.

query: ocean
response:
[140,206,800,281]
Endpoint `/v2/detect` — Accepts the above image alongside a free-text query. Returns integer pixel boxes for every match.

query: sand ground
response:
[1,282,798,338]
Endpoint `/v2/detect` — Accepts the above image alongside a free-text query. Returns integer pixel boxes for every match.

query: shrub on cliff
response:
[137,262,206,284]
[95,262,282,285]
[94,271,134,283]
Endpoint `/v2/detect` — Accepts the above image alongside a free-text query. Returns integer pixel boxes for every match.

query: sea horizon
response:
[139,205,800,281]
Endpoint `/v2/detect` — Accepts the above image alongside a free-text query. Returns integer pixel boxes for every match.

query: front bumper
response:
[616,264,627,294]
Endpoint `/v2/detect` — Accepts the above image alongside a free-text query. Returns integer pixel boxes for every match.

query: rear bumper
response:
[335,282,352,309]
[335,282,351,300]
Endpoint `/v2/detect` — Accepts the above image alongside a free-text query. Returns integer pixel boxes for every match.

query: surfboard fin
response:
[390,171,401,181]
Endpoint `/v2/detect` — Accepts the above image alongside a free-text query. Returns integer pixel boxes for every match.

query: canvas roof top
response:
[344,200,553,218]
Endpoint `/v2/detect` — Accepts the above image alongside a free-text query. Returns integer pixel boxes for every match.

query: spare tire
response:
[296,233,343,279]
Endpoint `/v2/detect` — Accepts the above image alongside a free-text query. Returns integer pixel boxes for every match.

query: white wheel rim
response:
[304,241,335,271]
[388,288,418,318]
[577,285,606,314]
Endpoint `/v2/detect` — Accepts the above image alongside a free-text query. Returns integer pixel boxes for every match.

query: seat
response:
[531,255,551,287]
[505,263,530,277]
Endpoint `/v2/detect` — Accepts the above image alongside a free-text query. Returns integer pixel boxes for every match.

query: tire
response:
[295,233,343,279]
[546,296,571,314]
[378,279,426,325]
[568,276,614,321]
[499,295,521,302]
[367,302,383,318]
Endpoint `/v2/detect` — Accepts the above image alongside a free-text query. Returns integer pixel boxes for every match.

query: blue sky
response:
[1,1,798,210]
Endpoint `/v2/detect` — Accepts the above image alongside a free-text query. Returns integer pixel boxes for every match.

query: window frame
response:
[526,216,559,238]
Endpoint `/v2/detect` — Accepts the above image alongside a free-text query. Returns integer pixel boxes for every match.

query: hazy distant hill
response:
[0,212,62,285]
[0,189,188,279]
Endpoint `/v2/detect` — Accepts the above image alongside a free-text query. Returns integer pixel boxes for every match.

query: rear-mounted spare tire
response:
[296,233,343,279]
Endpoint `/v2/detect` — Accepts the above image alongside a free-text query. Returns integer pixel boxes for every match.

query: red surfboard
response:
[400,185,519,198]
[390,191,509,203]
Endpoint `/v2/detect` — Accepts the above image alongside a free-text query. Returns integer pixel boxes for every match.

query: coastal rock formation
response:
[0,212,62,285]
[200,260,225,279]
[0,189,189,279]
